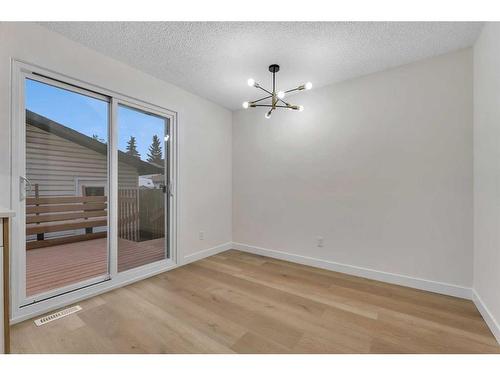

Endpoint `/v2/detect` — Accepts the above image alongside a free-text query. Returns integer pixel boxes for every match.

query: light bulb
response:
[298,105,304,112]
[242,101,249,109]
[277,91,285,99]
[265,110,272,119]
[305,82,313,90]
[247,78,255,87]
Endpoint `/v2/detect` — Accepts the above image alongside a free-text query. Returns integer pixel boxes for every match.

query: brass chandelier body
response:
[242,64,312,119]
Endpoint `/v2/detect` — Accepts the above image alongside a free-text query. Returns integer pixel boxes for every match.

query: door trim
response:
[10,59,179,322]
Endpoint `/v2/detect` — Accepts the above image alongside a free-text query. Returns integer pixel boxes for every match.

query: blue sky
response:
[25,79,165,161]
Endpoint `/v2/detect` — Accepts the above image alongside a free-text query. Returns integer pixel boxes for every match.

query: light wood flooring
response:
[27,237,165,296]
[12,250,500,353]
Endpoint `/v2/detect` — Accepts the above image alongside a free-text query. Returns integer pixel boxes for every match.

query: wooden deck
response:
[26,237,165,296]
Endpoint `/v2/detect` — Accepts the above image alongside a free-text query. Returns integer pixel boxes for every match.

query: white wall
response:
[473,22,500,342]
[233,49,473,294]
[0,22,232,263]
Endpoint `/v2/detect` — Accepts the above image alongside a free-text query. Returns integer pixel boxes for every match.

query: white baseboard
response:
[182,242,233,265]
[472,290,500,344]
[232,242,472,300]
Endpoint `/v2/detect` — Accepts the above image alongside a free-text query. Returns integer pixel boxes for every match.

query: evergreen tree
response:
[91,134,105,143]
[125,136,141,158]
[147,135,163,164]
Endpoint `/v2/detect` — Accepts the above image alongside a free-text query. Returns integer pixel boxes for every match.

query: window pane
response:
[25,78,109,297]
[117,105,168,272]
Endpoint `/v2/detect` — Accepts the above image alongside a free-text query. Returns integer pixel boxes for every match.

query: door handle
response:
[167,181,174,197]
[20,176,32,200]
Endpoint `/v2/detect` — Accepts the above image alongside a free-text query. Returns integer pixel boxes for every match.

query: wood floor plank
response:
[259,253,479,316]
[126,278,247,348]
[231,332,290,354]
[161,268,304,349]
[192,260,328,318]
[10,250,500,354]
[293,332,370,354]
[211,260,381,319]
[259,258,479,317]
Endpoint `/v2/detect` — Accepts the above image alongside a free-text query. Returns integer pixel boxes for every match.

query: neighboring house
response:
[26,110,163,197]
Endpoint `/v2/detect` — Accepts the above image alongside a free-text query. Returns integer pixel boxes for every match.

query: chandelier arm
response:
[251,95,272,104]
[278,98,291,106]
[253,104,291,108]
[256,85,273,96]
[284,87,302,94]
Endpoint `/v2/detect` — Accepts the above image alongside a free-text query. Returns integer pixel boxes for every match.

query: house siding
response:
[26,123,138,197]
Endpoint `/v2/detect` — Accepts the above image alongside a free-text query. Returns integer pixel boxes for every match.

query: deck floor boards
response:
[26,237,165,296]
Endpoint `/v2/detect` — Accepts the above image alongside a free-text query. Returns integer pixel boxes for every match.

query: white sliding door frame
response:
[10,60,179,323]
[116,100,176,266]
[16,71,112,306]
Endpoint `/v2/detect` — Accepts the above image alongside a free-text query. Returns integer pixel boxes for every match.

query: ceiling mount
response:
[268,64,280,73]
[242,65,312,119]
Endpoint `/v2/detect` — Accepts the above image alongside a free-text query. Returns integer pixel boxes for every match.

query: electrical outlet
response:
[316,236,324,247]
[199,231,205,240]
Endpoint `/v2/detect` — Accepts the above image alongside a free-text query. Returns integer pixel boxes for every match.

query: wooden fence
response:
[118,189,139,242]
[138,189,165,240]
[119,188,165,241]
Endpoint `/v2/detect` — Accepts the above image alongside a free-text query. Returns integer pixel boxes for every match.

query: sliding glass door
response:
[12,63,176,311]
[23,77,111,301]
[117,104,170,272]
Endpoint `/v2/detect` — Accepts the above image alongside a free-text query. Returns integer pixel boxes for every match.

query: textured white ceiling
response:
[40,22,483,110]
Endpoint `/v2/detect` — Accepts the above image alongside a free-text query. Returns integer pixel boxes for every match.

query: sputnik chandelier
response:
[242,64,312,119]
